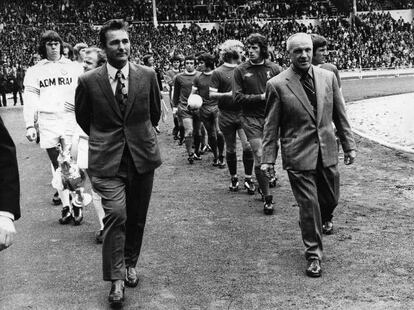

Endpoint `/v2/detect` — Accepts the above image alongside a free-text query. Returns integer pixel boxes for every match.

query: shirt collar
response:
[184,70,197,75]
[223,62,237,68]
[42,56,72,65]
[292,64,314,80]
[107,62,129,80]
[249,60,265,66]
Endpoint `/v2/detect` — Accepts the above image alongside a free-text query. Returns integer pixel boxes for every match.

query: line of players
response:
[166,33,336,216]
[168,35,279,215]
[23,30,340,241]
[166,33,341,219]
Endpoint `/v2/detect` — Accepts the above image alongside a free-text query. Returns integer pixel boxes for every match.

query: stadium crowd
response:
[357,0,414,11]
[0,0,336,25]
[2,0,414,26]
[2,13,414,72]
[1,1,414,100]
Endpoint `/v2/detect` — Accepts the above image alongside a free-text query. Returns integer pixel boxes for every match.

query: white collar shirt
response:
[107,62,129,95]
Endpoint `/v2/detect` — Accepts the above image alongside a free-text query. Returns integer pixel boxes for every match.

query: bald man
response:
[261,33,356,277]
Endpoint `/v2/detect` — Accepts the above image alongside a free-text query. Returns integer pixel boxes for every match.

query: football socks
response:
[226,152,237,176]
[242,149,254,176]
[255,165,270,197]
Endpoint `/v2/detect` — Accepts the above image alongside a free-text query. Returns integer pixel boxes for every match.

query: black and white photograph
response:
[0,0,413,309]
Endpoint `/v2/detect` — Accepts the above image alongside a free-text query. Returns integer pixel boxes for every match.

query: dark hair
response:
[38,30,64,59]
[170,55,182,63]
[197,53,215,70]
[62,42,74,60]
[246,33,269,60]
[222,49,239,63]
[99,19,129,48]
[85,47,107,67]
[184,55,196,63]
[311,34,328,55]
[142,54,154,66]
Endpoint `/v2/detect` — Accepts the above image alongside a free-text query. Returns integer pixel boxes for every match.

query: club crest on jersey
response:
[61,69,68,75]
[244,72,253,78]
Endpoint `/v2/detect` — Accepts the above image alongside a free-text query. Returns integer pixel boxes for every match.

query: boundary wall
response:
[340,68,414,80]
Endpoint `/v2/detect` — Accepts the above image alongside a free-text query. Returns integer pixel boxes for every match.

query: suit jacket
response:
[262,65,355,171]
[75,62,162,177]
[0,116,20,219]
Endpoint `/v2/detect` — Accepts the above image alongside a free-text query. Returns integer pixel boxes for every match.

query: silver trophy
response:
[53,140,91,225]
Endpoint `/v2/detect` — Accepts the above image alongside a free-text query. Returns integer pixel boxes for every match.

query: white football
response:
[187,94,203,109]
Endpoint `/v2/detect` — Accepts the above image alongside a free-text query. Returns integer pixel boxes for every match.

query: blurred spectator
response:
[0,66,7,107]
[13,63,25,106]
[62,42,74,60]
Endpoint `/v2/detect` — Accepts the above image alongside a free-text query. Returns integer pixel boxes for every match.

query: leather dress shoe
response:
[306,259,322,277]
[322,221,333,235]
[125,266,139,287]
[108,280,124,307]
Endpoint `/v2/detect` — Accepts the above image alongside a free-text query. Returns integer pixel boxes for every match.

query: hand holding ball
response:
[187,94,203,110]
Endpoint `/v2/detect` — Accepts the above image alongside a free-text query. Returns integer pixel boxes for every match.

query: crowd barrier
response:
[340,67,414,80]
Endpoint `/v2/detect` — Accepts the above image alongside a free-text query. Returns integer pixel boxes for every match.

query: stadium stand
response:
[0,0,340,24]
[357,0,414,11]
[0,1,413,72]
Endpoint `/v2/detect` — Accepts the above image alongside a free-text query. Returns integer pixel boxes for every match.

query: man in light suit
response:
[0,116,20,251]
[75,19,161,307]
[261,33,356,277]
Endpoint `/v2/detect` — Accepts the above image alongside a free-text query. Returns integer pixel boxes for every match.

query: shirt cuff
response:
[0,211,15,221]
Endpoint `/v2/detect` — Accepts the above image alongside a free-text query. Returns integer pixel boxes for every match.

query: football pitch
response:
[0,76,413,309]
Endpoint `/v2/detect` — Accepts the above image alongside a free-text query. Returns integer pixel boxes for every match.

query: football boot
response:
[59,206,72,224]
[263,195,274,215]
[229,177,239,192]
[244,178,256,195]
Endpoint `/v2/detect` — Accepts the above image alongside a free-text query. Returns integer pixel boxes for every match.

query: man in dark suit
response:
[75,19,161,307]
[0,115,20,251]
[261,33,356,277]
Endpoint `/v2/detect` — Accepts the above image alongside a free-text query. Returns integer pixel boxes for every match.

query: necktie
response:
[301,73,317,114]
[115,70,127,115]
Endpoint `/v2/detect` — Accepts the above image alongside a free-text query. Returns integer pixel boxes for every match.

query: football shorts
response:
[240,115,265,140]
[219,109,243,137]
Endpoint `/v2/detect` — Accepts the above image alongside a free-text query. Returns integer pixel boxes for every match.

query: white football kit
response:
[23,57,83,149]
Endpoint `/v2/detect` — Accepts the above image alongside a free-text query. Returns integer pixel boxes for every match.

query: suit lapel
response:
[313,66,324,126]
[97,66,122,119]
[123,63,141,120]
[286,68,316,122]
